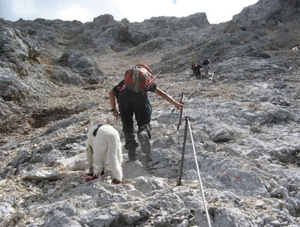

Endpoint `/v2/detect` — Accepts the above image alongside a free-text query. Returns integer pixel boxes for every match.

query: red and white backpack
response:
[124,63,157,93]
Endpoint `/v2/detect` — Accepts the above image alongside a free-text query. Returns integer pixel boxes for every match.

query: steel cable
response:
[187,117,212,227]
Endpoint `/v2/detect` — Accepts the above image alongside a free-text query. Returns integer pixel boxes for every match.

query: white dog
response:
[86,124,123,183]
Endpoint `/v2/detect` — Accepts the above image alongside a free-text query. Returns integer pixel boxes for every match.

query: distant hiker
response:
[109,63,184,162]
[191,63,203,79]
[202,59,212,76]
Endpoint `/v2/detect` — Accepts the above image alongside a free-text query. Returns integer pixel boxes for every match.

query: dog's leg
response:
[100,147,106,176]
[86,145,94,176]
[101,167,105,175]
[93,141,107,177]
[106,135,123,182]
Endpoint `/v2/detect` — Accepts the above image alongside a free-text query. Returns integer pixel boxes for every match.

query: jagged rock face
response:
[233,0,300,25]
[231,0,300,50]
[1,0,300,226]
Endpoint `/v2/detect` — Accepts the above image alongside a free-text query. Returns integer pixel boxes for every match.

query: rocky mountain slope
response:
[0,0,300,226]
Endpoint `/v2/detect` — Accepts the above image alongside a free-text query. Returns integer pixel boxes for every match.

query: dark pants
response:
[192,66,201,79]
[118,89,151,151]
[194,70,201,79]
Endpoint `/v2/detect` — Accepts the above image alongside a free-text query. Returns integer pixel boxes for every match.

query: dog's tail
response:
[106,134,123,181]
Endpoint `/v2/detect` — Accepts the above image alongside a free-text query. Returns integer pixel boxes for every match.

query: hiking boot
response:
[138,131,151,156]
[128,149,137,161]
[146,153,153,162]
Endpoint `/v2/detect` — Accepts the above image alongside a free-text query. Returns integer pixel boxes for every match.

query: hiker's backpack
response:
[124,63,157,93]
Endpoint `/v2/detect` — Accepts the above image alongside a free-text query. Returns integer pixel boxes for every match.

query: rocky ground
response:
[1,0,300,226]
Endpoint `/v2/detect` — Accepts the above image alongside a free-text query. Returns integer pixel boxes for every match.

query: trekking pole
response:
[187,118,212,227]
[177,92,184,131]
[177,116,189,186]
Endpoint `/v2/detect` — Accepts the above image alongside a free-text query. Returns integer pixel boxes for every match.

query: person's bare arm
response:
[154,87,184,110]
[109,89,119,118]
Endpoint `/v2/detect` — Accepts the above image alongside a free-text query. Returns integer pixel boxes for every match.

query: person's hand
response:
[112,109,119,118]
[175,102,184,110]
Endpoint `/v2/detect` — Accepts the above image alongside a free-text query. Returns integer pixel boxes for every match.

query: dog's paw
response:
[112,179,121,184]
[85,175,98,182]
[85,176,93,182]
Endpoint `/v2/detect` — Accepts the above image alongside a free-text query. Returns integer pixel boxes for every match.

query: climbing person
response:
[191,63,203,79]
[109,63,184,162]
[202,59,212,76]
